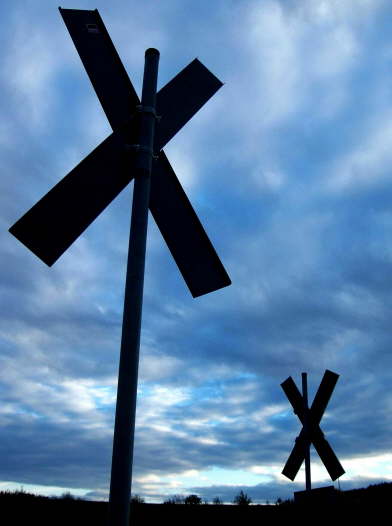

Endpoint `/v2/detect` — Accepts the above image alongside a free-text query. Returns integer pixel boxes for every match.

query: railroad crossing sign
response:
[281,370,345,483]
[9,8,230,298]
[9,8,230,526]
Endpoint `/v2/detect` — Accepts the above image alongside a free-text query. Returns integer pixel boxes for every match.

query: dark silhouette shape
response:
[130,494,145,505]
[294,485,337,505]
[8,7,232,526]
[163,495,185,505]
[233,490,252,506]
[281,369,345,482]
[3,483,392,525]
[9,9,231,298]
[184,494,202,505]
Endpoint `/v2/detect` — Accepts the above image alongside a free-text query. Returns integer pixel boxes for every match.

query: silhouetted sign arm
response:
[282,428,308,481]
[312,428,345,481]
[281,376,306,424]
[60,8,139,131]
[310,370,339,423]
[150,152,230,297]
[9,132,131,265]
[155,59,223,150]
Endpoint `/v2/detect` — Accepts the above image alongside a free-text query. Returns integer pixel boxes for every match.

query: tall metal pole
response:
[301,372,311,493]
[108,48,160,526]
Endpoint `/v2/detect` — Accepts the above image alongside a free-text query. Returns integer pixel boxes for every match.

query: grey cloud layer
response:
[1,0,392,502]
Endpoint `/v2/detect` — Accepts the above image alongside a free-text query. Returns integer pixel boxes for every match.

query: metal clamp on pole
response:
[134,49,160,178]
[125,144,155,155]
[135,104,159,118]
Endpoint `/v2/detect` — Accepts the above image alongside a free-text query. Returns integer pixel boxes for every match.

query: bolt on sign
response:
[9,8,231,526]
[281,370,345,483]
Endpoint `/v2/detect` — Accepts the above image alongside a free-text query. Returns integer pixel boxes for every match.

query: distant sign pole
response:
[9,8,231,526]
[281,370,345,487]
[301,372,311,492]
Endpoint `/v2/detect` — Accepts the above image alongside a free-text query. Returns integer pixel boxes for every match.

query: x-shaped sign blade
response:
[9,8,231,298]
[281,370,345,481]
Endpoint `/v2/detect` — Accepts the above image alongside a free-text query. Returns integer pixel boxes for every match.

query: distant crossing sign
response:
[281,370,345,484]
[9,8,231,526]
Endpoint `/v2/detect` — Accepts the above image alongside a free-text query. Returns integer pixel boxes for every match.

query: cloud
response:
[2,0,392,505]
[2,14,60,129]
[327,111,392,191]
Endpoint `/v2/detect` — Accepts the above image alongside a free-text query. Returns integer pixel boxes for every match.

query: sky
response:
[1,0,392,504]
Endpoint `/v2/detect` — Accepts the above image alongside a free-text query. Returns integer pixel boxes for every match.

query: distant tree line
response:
[163,490,252,506]
[2,481,392,526]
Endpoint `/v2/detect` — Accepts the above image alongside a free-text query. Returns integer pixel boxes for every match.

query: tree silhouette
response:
[233,490,252,506]
[130,494,144,505]
[163,495,184,505]
[184,494,202,505]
